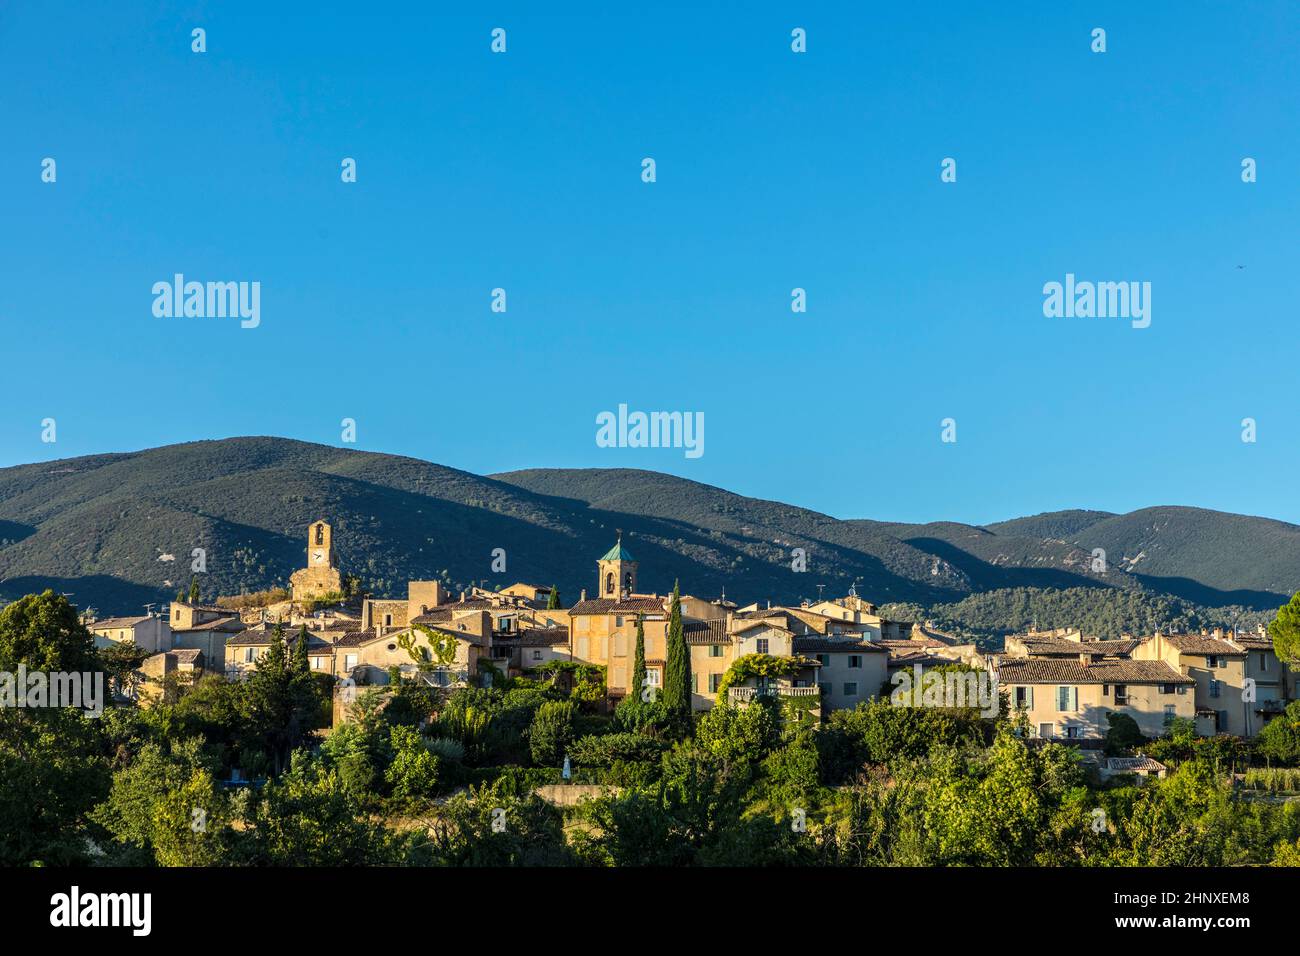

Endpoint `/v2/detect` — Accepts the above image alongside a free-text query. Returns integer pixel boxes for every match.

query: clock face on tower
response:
[312,549,325,565]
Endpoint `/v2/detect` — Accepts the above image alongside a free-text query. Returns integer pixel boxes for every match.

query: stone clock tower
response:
[308,520,333,569]
[290,520,344,601]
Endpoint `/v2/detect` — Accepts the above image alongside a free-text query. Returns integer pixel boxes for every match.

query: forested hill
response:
[0,438,1296,621]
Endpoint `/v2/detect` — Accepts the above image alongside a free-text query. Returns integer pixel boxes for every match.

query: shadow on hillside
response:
[0,520,37,547]
[900,536,1119,592]
[1129,574,1287,611]
[0,574,167,616]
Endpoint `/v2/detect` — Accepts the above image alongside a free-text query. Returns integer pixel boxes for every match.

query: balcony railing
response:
[728,685,821,704]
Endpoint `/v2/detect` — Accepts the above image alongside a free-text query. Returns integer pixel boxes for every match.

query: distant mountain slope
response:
[984,510,1116,540]
[0,438,1296,616]
[1052,507,1300,607]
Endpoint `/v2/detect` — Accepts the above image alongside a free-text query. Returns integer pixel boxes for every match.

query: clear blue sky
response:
[2,2,1297,525]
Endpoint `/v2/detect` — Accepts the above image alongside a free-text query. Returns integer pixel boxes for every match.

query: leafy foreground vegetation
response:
[5,590,1300,867]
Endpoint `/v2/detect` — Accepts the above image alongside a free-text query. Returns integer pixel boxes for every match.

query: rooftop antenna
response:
[816,584,826,602]
[143,602,157,617]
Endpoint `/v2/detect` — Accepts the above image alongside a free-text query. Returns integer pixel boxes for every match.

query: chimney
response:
[1079,652,1091,667]
[580,589,587,602]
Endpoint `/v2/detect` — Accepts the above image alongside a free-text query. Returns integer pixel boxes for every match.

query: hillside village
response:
[88,520,1297,744]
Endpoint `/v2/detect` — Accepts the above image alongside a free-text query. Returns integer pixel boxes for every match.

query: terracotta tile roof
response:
[887,647,954,666]
[228,629,332,651]
[569,597,665,615]
[732,619,794,636]
[1229,634,1273,651]
[880,636,949,651]
[89,616,152,629]
[1019,638,1140,657]
[408,601,495,625]
[685,619,730,645]
[411,610,454,624]
[147,648,204,666]
[334,628,378,647]
[518,627,570,647]
[1159,633,1246,656]
[996,658,1193,685]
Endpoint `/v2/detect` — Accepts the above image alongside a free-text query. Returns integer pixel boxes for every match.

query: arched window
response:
[624,571,634,591]
[315,524,325,546]
[605,572,615,595]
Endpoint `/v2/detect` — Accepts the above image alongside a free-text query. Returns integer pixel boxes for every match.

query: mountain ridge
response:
[0,437,1295,616]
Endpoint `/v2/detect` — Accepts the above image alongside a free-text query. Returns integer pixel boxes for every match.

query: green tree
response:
[100,640,151,699]
[1270,591,1300,670]
[0,590,99,672]
[1257,701,1300,765]
[546,586,561,610]
[419,785,574,866]
[529,700,576,766]
[245,624,322,775]
[629,615,647,701]
[293,625,310,674]
[615,620,662,731]
[0,708,109,865]
[248,752,405,865]
[662,581,691,719]
[1105,711,1145,755]
[385,725,441,803]
[90,737,232,866]
[188,576,201,604]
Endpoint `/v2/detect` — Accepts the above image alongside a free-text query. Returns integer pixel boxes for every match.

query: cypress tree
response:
[188,576,201,604]
[630,615,647,702]
[293,624,310,673]
[663,581,691,717]
[547,586,561,610]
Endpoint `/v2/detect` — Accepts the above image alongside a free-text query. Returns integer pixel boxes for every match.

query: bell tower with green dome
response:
[597,533,637,599]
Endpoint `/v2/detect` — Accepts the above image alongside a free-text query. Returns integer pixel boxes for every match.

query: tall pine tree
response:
[662,581,691,718]
[547,586,561,610]
[188,576,201,604]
